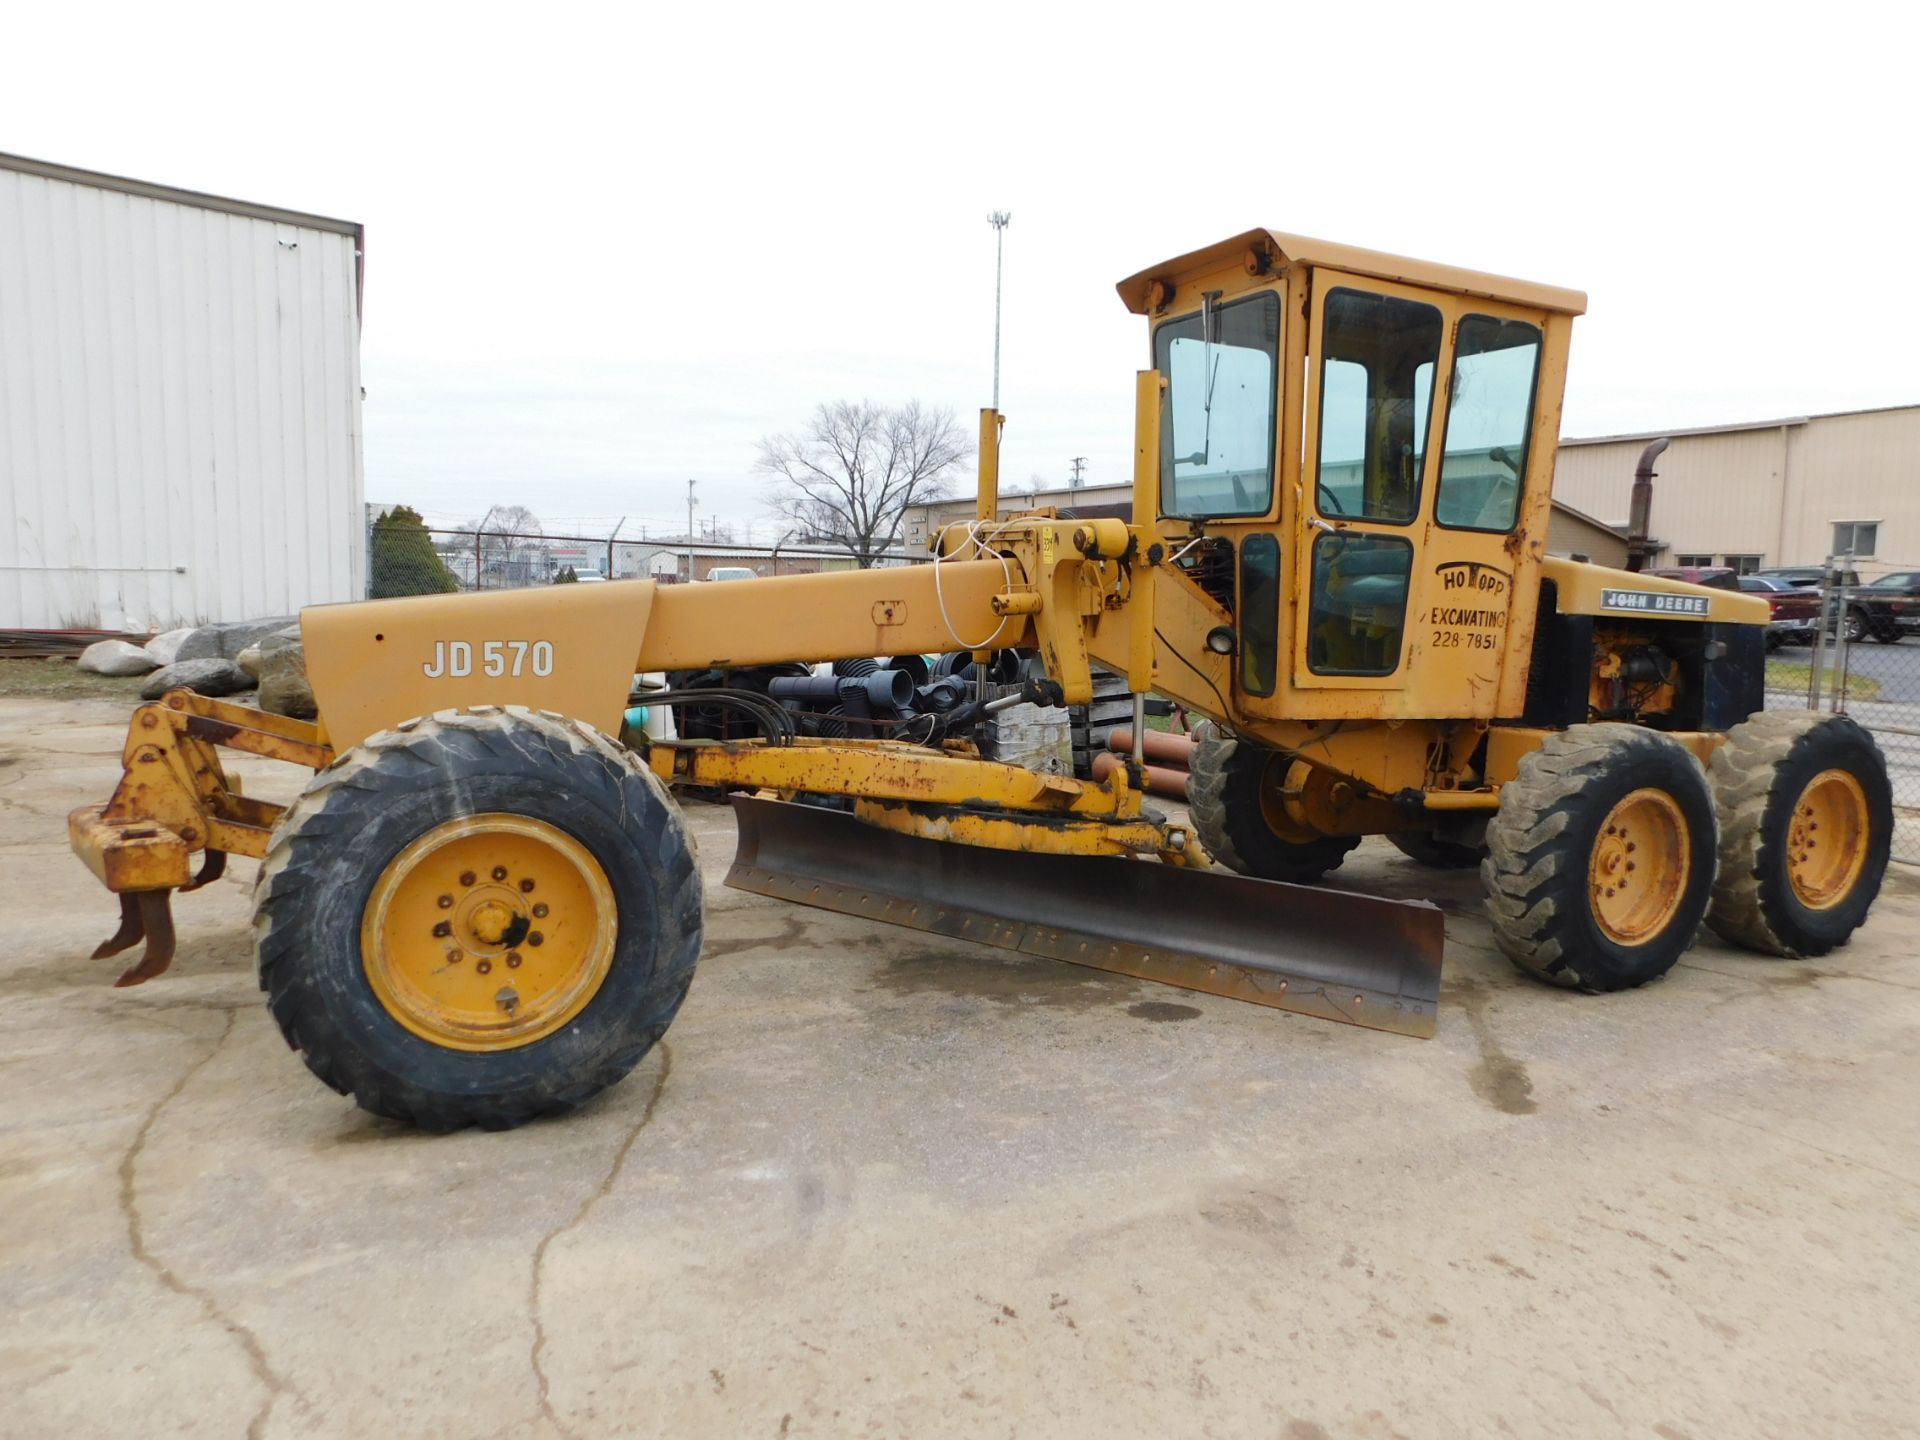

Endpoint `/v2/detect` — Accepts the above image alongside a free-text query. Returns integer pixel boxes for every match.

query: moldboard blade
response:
[725,796,1443,1038]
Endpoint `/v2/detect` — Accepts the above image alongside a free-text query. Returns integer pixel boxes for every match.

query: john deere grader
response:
[69,229,1891,1128]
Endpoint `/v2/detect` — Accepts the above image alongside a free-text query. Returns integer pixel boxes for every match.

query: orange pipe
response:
[1091,750,1191,800]
[1104,727,1197,767]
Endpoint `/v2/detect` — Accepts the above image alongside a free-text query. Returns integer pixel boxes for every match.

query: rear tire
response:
[1483,724,1718,992]
[255,707,702,1130]
[1705,711,1891,957]
[1387,830,1485,869]
[1188,730,1360,883]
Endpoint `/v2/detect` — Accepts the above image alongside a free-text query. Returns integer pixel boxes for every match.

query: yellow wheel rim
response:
[361,813,617,1052]
[1785,768,1869,910]
[1587,788,1690,945]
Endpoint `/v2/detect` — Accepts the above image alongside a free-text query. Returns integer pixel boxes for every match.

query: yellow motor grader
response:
[69,229,1892,1129]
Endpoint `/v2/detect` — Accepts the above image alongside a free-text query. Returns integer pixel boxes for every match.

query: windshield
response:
[1153,292,1279,517]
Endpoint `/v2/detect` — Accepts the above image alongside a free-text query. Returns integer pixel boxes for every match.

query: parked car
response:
[1649,565,1741,591]
[1754,565,1861,590]
[1848,570,1920,643]
[706,566,759,582]
[1737,574,1823,647]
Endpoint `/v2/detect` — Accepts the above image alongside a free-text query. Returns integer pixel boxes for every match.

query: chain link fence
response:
[1777,554,1920,864]
[367,519,625,597]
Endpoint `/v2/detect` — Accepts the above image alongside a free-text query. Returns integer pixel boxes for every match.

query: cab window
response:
[1313,289,1442,524]
[1154,293,1280,518]
[1433,315,1542,532]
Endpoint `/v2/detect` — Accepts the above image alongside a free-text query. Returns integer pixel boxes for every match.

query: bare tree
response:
[466,505,547,585]
[756,401,971,567]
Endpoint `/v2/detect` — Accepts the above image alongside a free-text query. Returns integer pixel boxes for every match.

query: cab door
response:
[1291,273,1448,702]
[1291,271,1549,720]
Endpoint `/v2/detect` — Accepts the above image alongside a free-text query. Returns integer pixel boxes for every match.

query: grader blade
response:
[725,797,1444,1038]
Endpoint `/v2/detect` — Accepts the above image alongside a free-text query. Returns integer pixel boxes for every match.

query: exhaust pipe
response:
[1625,437,1671,573]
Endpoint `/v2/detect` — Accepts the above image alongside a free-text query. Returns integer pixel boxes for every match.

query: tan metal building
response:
[1552,403,1920,577]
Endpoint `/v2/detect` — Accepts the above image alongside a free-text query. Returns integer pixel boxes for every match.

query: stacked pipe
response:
[767,652,1012,740]
[1090,728,1195,800]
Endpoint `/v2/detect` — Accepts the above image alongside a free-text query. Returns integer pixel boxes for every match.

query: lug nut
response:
[519,878,536,893]
[506,952,522,968]
[532,903,549,919]
[445,947,463,963]
[433,920,452,938]
[438,894,454,909]
[460,871,476,887]
[527,931,544,947]
[492,866,508,881]
[476,959,492,975]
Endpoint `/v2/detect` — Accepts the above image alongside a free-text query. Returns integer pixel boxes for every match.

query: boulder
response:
[140,658,256,701]
[236,623,301,680]
[175,616,297,663]
[255,633,317,719]
[77,639,160,676]
[144,627,196,666]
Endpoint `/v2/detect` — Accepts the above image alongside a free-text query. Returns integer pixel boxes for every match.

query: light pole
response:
[685,479,697,584]
[988,211,1010,411]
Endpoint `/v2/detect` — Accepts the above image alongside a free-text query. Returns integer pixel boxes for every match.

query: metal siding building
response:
[1552,404,1920,575]
[0,154,364,631]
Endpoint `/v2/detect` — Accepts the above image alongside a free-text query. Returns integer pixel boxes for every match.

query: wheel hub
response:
[1785,768,1869,910]
[361,813,617,1051]
[1587,787,1689,945]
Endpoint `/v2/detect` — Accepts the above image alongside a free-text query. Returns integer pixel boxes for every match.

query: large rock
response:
[255,632,317,719]
[140,657,256,701]
[144,627,196,666]
[175,617,297,663]
[77,639,160,676]
[235,623,302,680]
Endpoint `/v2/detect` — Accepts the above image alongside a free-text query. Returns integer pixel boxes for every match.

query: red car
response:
[1737,574,1824,647]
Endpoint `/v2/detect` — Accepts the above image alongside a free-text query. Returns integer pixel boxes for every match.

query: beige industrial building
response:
[908,401,1918,577]
[1553,403,1920,577]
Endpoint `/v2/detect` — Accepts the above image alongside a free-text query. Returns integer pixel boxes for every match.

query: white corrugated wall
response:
[0,161,363,631]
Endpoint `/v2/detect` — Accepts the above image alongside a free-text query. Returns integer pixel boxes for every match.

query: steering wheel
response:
[1317,482,1347,517]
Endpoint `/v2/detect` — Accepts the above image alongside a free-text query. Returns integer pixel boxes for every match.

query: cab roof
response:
[1115,228,1587,317]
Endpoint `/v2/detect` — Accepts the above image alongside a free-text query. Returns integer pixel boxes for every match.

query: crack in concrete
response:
[528,1042,674,1438]
[118,1008,299,1440]
[1704,1107,1918,1189]
[1681,958,1920,994]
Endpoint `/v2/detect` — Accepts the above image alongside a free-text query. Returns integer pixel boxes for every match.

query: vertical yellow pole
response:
[1127,372,1164,696]
[976,408,1002,525]
[973,408,1004,678]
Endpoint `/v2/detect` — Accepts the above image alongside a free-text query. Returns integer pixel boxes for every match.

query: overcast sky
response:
[8,2,1911,540]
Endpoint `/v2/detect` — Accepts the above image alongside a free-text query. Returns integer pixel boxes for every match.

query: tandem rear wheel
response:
[1705,711,1890,957]
[1483,724,1718,992]
[254,707,702,1130]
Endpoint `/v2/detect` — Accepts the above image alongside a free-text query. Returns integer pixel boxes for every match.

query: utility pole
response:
[988,211,1011,411]
[1069,456,1087,489]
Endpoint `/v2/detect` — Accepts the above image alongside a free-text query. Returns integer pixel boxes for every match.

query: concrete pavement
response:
[3,696,1918,1439]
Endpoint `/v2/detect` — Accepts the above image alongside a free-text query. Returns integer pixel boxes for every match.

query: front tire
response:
[1483,724,1718,992]
[255,707,702,1130]
[1188,731,1359,883]
[1705,711,1891,957]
